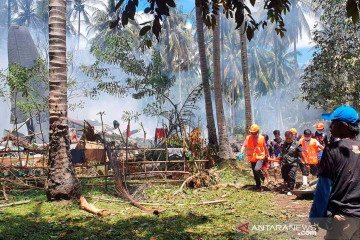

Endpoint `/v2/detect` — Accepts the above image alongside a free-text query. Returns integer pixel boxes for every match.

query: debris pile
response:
[186,169,219,189]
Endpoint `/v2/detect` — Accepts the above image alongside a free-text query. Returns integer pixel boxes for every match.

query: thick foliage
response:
[301,0,360,111]
[111,0,359,43]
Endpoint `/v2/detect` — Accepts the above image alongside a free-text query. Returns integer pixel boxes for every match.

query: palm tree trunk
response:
[213,13,232,159]
[294,30,298,79]
[7,0,11,29]
[239,14,252,134]
[274,40,284,130]
[164,18,172,73]
[195,3,217,146]
[77,10,81,49]
[47,0,81,200]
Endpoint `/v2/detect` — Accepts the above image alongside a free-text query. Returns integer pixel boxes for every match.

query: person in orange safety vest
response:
[300,129,324,186]
[239,124,270,190]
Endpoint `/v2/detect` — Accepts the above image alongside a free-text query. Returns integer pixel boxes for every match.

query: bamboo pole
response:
[98,111,107,190]
[125,120,129,168]
[139,122,147,180]
[129,171,189,175]
[0,200,31,208]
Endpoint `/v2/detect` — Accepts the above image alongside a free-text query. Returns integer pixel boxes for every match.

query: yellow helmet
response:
[289,128,297,135]
[249,124,260,133]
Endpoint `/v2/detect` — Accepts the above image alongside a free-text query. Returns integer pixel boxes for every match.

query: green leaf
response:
[346,0,359,24]
[139,25,151,36]
[246,26,254,41]
[250,0,256,7]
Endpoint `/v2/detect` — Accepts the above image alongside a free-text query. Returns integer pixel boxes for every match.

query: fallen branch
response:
[89,196,227,206]
[79,196,111,216]
[1,182,8,200]
[212,182,243,190]
[108,148,165,215]
[1,134,48,153]
[192,200,227,205]
[174,173,201,195]
[0,200,31,208]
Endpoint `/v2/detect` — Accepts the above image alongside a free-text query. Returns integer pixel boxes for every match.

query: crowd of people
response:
[239,122,327,195]
[238,106,360,239]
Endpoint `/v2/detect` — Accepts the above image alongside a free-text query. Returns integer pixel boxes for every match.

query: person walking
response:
[239,124,270,190]
[270,130,281,185]
[290,128,301,141]
[309,106,360,239]
[314,122,328,162]
[299,129,324,186]
[261,134,273,186]
[280,131,305,196]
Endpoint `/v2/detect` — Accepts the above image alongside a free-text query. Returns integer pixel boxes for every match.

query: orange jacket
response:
[301,138,319,164]
[245,135,266,162]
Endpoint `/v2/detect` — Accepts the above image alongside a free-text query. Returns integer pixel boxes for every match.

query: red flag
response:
[126,121,131,137]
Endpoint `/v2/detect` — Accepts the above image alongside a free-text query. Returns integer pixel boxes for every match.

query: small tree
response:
[301,0,360,111]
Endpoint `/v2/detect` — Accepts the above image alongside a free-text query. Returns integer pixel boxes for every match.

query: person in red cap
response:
[309,106,360,239]
[239,124,270,190]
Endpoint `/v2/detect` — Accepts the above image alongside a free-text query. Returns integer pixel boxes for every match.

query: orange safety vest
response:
[301,138,319,164]
[245,135,266,162]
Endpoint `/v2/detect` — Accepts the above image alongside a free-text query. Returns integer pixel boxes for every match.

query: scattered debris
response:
[79,196,111,216]
[88,196,227,206]
[109,151,166,215]
[0,200,31,208]
[212,182,243,190]
[186,169,219,189]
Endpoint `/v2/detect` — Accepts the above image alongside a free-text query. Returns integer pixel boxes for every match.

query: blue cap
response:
[322,106,359,125]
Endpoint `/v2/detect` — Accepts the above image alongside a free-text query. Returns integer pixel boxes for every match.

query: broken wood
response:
[1,134,48,153]
[79,196,111,216]
[174,172,201,195]
[109,153,166,215]
[0,200,31,208]
[212,182,243,190]
[191,200,227,205]
[88,196,227,206]
[1,181,8,200]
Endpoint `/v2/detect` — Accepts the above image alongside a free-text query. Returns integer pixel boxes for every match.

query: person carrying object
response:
[270,130,282,185]
[299,129,324,186]
[280,131,305,196]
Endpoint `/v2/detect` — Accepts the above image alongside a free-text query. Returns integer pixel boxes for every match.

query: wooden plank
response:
[129,171,189,175]
[125,160,209,164]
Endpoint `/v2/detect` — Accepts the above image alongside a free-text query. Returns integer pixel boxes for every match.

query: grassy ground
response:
[0,161,319,240]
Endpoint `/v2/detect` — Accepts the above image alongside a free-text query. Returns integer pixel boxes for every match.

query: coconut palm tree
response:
[195,1,217,146]
[47,0,81,200]
[36,0,49,32]
[0,0,7,35]
[87,0,117,46]
[213,12,232,159]
[159,6,194,106]
[67,0,97,49]
[284,0,313,78]
[247,34,273,98]
[7,0,19,29]
[14,0,40,28]
[265,39,294,129]
[256,19,292,129]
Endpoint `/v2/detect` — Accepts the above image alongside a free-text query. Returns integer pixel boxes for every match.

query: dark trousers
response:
[299,162,319,176]
[281,165,297,190]
[251,160,265,189]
